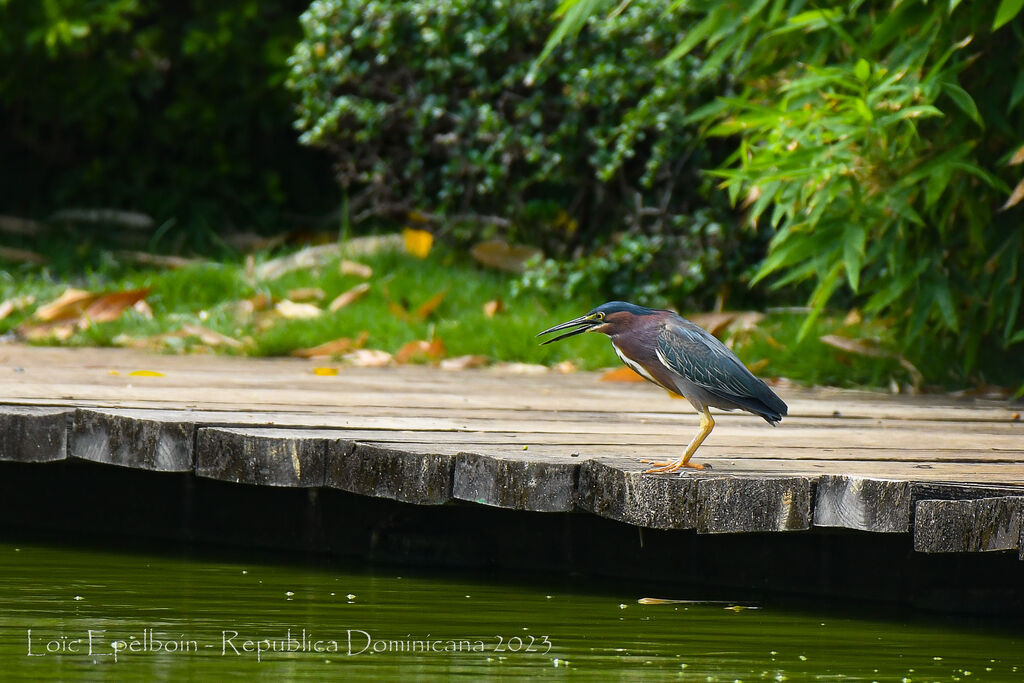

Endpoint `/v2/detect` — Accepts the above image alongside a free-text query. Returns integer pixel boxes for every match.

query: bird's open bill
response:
[536,314,599,345]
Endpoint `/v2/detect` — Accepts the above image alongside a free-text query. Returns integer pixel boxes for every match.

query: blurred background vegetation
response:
[1,0,1022,393]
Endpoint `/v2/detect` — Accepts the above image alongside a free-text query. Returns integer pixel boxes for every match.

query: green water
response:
[0,541,1021,681]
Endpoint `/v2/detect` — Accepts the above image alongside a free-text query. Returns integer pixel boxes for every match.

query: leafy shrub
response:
[287,0,762,309]
[0,0,339,246]
[542,1,1024,387]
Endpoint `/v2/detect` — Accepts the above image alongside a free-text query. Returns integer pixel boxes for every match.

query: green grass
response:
[0,241,923,389]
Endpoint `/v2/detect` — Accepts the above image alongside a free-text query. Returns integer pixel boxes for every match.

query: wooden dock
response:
[2,345,1023,561]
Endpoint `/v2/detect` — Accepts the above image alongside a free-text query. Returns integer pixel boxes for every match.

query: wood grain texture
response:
[913,497,1024,553]
[0,406,70,463]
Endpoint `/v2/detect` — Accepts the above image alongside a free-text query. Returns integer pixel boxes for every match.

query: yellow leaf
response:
[275,299,322,319]
[414,290,447,319]
[287,287,325,302]
[313,367,339,376]
[483,299,504,317]
[403,227,433,258]
[128,370,165,377]
[339,259,373,278]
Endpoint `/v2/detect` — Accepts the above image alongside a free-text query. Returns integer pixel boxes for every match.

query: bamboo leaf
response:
[993,0,1024,30]
[941,80,983,128]
[843,225,866,292]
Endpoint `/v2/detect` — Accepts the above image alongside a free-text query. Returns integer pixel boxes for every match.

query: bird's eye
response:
[596,312,604,320]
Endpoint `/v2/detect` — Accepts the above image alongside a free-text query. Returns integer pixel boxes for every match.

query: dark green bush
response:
[288,0,763,309]
[542,0,1024,388]
[0,0,339,247]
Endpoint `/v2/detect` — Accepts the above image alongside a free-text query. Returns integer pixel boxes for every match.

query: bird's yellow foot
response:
[641,459,708,474]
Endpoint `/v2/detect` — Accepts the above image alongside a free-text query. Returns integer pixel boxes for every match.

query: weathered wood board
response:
[1,345,1023,554]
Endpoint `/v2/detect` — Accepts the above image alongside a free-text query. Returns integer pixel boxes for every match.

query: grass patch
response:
[0,240,923,389]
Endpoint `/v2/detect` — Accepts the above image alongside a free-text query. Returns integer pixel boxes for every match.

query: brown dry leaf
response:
[291,330,370,358]
[395,338,446,364]
[275,299,322,319]
[843,308,863,326]
[329,283,371,312]
[340,259,373,278]
[470,240,542,273]
[747,358,771,373]
[19,322,76,341]
[1001,177,1024,211]
[1011,143,1024,166]
[600,366,647,382]
[483,298,504,318]
[491,362,548,375]
[440,354,489,370]
[181,324,244,349]
[34,288,98,322]
[402,227,433,259]
[82,288,150,324]
[344,349,393,367]
[820,334,922,389]
[287,287,325,302]
[687,311,765,337]
[554,360,577,373]
[414,290,447,319]
[133,300,154,319]
[0,246,47,265]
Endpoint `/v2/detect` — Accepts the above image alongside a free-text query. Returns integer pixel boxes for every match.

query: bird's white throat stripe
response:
[611,342,658,384]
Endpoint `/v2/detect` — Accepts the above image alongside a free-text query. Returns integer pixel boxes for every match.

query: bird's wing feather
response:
[656,318,787,418]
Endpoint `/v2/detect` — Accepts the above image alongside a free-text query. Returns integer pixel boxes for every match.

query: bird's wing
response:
[656,318,770,401]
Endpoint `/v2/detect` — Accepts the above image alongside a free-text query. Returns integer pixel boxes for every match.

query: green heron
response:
[538,301,787,473]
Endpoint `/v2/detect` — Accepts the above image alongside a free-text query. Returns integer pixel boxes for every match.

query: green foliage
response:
[0,0,338,245]
[286,0,747,272]
[541,0,1024,387]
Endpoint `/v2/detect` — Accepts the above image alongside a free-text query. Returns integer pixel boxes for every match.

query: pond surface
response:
[0,539,1021,680]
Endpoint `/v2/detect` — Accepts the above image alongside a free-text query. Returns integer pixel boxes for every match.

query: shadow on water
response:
[1,528,1022,681]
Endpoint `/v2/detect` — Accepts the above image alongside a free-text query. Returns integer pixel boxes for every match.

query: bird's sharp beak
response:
[536,314,599,345]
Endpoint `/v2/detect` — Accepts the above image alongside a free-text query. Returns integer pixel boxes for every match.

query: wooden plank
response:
[452,452,578,512]
[813,475,910,532]
[576,459,696,529]
[0,405,70,463]
[70,408,193,472]
[325,441,454,505]
[194,427,327,487]
[913,497,1024,553]
[695,476,811,534]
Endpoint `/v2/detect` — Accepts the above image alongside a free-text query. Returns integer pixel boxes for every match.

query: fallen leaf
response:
[254,244,341,281]
[470,240,542,273]
[19,322,76,341]
[344,349,393,367]
[275,299,322,319]
[414,290,447,319]
[395,338,446,364]
[403,227,433,259]
[313,367,339,376]
[600,366,647,382]
[820,334,922,389]
[491,362,548,375]
[128,370,165,377]
[133,300,153,319]
[329,283,370,312]
[0,246,46,265]
[554,360,577,373]
[440,354,489,370]
[82,288,150,324]
[33,288,98,322]
[291,331,370,358]
[483,299,504,317]
[0,295,34,321]
[287,287,325,302]
[747,358,771,373]
[340,260,373,278]
[181,324,244,348]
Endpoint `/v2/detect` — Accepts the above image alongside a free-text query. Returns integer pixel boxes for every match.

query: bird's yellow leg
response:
[644,409,714,474]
